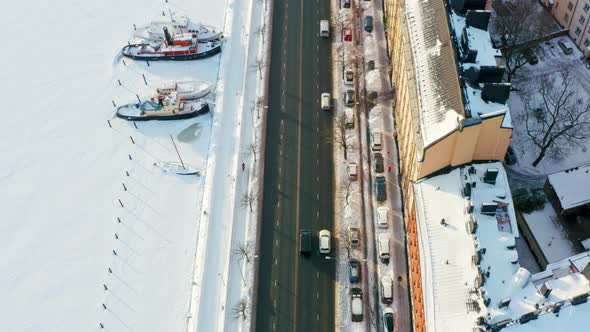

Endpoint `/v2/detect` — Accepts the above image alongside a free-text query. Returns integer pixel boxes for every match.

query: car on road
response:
[522,48,538,64]
[381,275,393,304]
[371,128,383,151]
[347,162,358,180]
[378,233,391,263]
[348,259,361,283]
[319,229,331,254]
[344,89,355,106]
[375,175,386,201]
[383,307,394,332]
[348,226,360,248]
[343,27,352,41]
[299,229,312,256]
[374,152,384,173]
[343,0,351,9]
[377,206,389,228]
[364,15,374,32]
[321,92,331,110]
[320,19,330,37]
[350,287,363,322]
[344,70,354,85]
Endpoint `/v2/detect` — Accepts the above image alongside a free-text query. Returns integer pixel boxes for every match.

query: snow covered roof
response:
[448,9,513,126]
[404,0,465,147]
[413,162,590,332]
[547,163,590,210]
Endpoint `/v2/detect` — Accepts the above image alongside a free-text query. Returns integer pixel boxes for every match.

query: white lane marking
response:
[317,272,319,278]
[316,292,319,299]
[316,313,320,321]
[316,193,319,200]
[278,183,281,190]
[317,211,319,218]
[274,258,278,265]
[317,176,319,183]
[275,239,279,246]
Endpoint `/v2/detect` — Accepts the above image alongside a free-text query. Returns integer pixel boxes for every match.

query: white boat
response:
[116,92,209,121]
[133,12,222,43]
[157,80,212,100]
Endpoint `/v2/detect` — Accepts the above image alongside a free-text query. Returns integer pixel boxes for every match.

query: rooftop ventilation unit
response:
[472,250,481,265]
[461,29,478,63]
[498,297,511,309]
[481,202,498,215]
[571,293,589,305]
[539,282,552,298]
[466,10,491,31]
[468,166,476,174]
[467,216,478,234]
[482,83,511,104]
[519,311,539,324]
[490,318,511,332]
[466,200,474,214]
[475,270,484,287]
[463,182,472,198]
[483,168,499,185]
[479,66,505,83]
[549,302,562,313]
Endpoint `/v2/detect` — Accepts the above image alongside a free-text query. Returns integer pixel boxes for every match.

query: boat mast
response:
[169,134,186,170]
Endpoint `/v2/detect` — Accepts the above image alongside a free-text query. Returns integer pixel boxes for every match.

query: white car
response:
[321,92,331,110]
[377,206,389,228]
[371,128,383,151]
[381,276,393,304]
[348,162,358,180]
[319,229,331,254]
[344,70,354,85]
[378,233,391,263]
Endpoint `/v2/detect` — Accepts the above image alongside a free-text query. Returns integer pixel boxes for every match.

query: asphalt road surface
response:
[255,0,335,331]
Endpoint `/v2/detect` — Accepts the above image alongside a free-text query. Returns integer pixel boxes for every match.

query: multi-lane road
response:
[255,0,335,331]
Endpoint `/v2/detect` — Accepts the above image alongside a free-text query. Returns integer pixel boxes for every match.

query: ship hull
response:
[116,103,210,121]
[121,44,221,61]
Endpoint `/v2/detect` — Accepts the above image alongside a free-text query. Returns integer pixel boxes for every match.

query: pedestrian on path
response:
[388,164,392,172]
[242,162,245,171]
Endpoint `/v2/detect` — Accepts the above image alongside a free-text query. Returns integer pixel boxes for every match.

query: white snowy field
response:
[0,0,224,331]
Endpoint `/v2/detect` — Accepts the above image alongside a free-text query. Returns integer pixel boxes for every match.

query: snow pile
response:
[0,0,224,331]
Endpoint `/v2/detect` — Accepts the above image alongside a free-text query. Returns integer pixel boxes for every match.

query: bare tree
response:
[256,23,267,44]
[241,191,257,212]
[251,58,265,79]
[232,298,248,320]
[521,70,590,167]
[250,97,264,119]
[326,114,353,160]
[491,0,541,81]
[249,142,259,163]
[232,241,253,285]
[341,179,355,207]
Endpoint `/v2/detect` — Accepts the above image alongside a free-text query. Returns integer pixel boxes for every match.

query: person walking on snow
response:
[388,164,392,172]
[242,162,245,171]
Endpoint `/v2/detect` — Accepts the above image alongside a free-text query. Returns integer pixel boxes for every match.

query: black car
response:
[523,48,538,65]
[300,229,312,256]
[364,16,374,32]
[374,152,384,173]
[375,176,386,201]
[348,259,361,283]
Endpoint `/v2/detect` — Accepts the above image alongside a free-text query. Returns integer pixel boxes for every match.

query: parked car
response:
[375,175,386,201]
[319,229,331,254]
[378,233,391,263]
[350,287,363,322]
[345,89,355,106]
[383,307,394,332]
[343,0,351,8]
[523,48,538,64]
[299,229,312,256]
[343,27,352,41]
[381,276,393,304]
[377,206,389,228]
[348,226,360,248]
[344,70,354,85]
[558,39,574,55]
[345,108,355,128]
[348,162,358,180]
[364,15,374,32]
[348,259,361,283]
[371,128,383,151]
[374,152,384,173]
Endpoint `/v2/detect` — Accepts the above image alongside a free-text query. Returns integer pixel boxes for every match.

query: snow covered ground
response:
[508,36,590,175]
[0,0,226,331]
[523,205,576,263]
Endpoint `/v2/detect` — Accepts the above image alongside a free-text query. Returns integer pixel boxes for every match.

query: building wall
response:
[472,115,512,160]
[552,0,590,56]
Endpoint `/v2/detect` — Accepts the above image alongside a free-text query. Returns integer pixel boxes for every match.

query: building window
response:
[565,13,570,22]
[581,16,587,25]
[584,38,590,47]
[568,1,574,11]
[584,3,590,12]
[576,27,583,36]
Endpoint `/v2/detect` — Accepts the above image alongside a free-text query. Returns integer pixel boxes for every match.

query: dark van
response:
[300,229,312,256]
[364,16,374,32]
